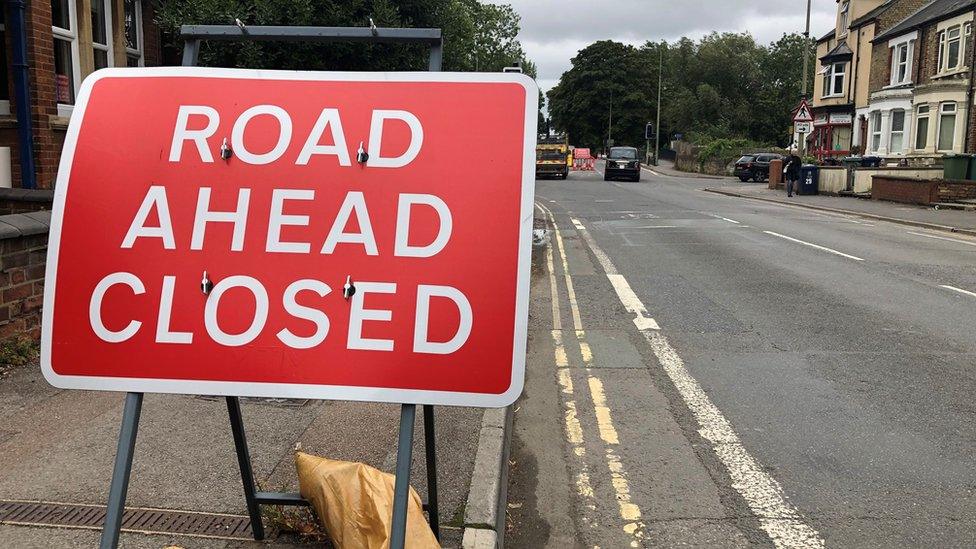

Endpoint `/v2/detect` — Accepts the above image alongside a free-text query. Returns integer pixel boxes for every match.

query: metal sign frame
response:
[98,25,446,549]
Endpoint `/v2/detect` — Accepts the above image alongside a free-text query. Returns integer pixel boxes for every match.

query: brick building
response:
[0,0,163,191]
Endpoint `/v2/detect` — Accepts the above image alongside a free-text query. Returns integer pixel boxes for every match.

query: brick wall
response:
[939,180,976,201]
[867,0,930,94]
[871,175,940,204]
[0,212,50,341]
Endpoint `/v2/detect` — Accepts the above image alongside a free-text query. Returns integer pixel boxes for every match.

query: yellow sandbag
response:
[295,452,440,549]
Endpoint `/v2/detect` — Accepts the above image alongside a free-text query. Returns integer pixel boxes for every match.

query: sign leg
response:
[390,404,416,549]
[423,405,440,540]
[99,392,143,549]
[226,397,265,540]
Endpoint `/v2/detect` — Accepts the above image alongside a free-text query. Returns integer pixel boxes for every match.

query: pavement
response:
[0,362,485,547]
[507,161,976,547]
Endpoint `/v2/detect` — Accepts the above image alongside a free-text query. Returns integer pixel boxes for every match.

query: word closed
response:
[43,68,537,408]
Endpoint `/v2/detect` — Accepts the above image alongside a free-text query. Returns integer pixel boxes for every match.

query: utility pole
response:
[607,87,613,152]
[799,0,812,157]
[654,46,663,166]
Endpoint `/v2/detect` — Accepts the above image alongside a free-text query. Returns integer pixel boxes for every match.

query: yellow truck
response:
[536,135,570,180]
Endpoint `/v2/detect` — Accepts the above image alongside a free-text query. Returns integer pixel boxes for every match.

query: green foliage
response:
[155,0,535,74]
[0,337,38,372]
[696,138,762,164]
[547,32,816,152]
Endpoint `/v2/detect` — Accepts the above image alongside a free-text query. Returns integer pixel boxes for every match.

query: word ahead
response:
[42,68,537,408]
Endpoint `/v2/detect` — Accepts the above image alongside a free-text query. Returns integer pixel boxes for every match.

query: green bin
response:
[944,154,972,180]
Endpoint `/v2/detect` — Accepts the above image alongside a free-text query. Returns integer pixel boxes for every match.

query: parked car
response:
[604,147,641,182]
[733,153,783,182]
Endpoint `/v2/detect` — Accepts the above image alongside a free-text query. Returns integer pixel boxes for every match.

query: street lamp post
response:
[799,0,812,157]
[654,46,663,166]
[607,87,613,152]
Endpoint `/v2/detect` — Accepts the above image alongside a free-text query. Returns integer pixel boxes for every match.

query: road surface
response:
[507,162,976,548]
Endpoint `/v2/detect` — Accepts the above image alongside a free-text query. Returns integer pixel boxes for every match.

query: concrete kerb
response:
[703,187,976,238]
[460,405,513,549]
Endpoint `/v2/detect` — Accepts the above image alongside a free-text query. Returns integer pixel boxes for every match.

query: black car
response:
[733,153,782,182]
[604,147,641,182]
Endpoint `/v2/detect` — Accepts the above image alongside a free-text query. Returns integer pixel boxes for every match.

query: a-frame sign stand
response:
[98,25,445,549]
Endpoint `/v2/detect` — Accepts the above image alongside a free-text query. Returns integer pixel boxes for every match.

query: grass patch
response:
[0,337,38,378]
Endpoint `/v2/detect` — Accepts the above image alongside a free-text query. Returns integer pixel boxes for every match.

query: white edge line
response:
[763,231,864,261]
[941,285,976,298]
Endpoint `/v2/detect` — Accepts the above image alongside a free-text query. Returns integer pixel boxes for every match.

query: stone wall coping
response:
[0,188,55,202]
[0,210,51,239]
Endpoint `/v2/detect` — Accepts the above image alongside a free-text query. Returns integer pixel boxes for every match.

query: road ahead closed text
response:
[42,68,537,407]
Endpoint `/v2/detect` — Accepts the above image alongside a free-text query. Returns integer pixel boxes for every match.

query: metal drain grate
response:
[0,500,253,540]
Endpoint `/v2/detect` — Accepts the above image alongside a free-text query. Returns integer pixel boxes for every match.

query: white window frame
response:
[937,102,958,152]
[839,1,850,36]
[870,111,882,152]
[888,109,906,153]
[91,0,114,70]
[889,41,913,86]
[123,0,144,67]
[938,23,969,74]
[914,105,930,150]
[822,62,846,98]
[52,0,81,117]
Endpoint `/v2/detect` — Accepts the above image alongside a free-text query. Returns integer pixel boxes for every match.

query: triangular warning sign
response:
[793,99,813,123]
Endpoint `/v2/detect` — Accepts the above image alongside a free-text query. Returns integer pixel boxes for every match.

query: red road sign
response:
[42,68,537,408]
[793,99,813,123]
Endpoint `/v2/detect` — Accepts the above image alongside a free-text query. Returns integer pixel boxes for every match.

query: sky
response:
[488,0,839,94]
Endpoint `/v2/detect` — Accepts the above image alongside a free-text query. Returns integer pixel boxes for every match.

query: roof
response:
[818,29,836,43]
[820,40,854,62]
[875,0,976,42]
[850,0,894,28]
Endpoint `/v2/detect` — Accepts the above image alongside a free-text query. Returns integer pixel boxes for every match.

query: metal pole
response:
[800,0,812,158]
[226,397,266,540]
[422,405,440,540]
[8,0,36,189]
[181,39,201,66]
[390,404,416,549]
[428,39,443,72]
[607,88,613,152]
[99,392,144,549]
[654,46,663,166]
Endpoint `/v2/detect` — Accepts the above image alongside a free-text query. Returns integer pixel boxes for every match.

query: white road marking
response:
[941,285,976,298]
[720,217,741,224]
[908,231,976,247]
[763,231,865,261]
[571,217,826,549]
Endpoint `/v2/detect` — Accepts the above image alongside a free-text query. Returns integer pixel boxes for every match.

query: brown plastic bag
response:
[295,452,440,549]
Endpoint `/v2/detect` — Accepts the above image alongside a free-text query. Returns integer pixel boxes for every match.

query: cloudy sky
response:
[488,0,838,94]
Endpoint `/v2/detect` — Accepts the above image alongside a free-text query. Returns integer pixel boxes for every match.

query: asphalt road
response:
[507,162,976,548]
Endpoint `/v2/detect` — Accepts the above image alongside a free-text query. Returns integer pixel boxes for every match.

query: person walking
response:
[784,149,803,197]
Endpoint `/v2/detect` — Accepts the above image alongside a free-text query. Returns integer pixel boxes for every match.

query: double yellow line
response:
[537,202,645,548]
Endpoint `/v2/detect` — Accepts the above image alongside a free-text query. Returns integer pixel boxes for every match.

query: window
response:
[889,110,905,152]
[938,24,970,73]
[123,0,143,67]
[891,41,912,85]
[822,62,846,97]
[832,126,851,152]
[839,1,850,35]
[915,105,929,150]
[52,0,80,116]
[938,102,957,151]
[90,0,113,70]
[871,111,882,152]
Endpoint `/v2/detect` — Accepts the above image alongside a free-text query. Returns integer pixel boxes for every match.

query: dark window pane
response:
[91,0,106,45]
[94,49,109,70]
[127,54,140,67]
[51,0,71,30]
[53,38,74,104]
[123,0,138,50]
[0,30,7,100]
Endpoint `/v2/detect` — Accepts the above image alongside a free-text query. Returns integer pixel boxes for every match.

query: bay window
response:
[915,105,929,150]
[870,111,882,152]
[889,110,905,152]
[938,102,957,152]
[91,0,113,70]
[52,0,81,116]
[123,0,144,67]
[822,62,846,97]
